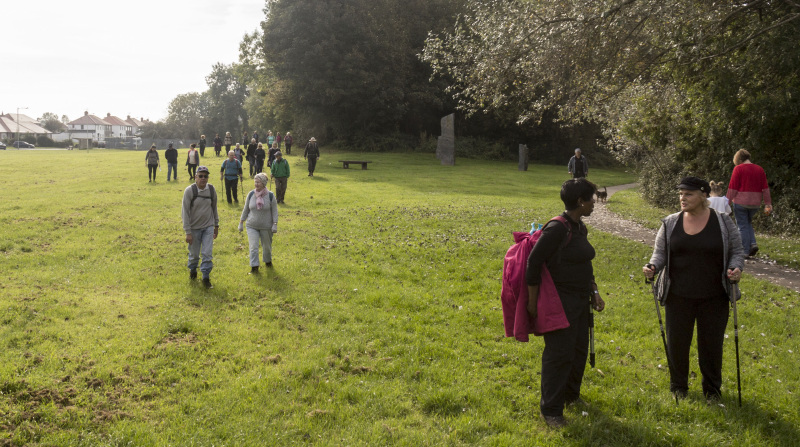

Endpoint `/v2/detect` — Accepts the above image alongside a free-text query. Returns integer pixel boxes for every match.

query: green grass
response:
[608,189,800,270]
[1,150,798,446]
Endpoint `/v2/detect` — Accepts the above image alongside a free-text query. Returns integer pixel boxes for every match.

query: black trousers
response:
[188,164,197,178]
[199,146,205,157]
[665,293,729,397]
[540,292,589,417]
[148,165,158,180]
[285,143,292,155]
[224,178,239,203]
[308,157,318,174]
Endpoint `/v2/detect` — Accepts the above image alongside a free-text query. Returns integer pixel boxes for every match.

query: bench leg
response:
[343,163,349,169]
[361,163,368,170]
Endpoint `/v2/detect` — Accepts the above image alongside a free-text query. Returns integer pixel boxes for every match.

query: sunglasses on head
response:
[197,174,208,178]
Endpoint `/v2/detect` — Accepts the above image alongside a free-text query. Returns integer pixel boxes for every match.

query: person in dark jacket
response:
[213,134,222,157]
[284,132,293,155]
[165,143,178,181]
[246,138,258,177]
[253,131,259,143]
[567,148,589,179]
[267,143,279,168]
[254,143,266,174]
[198,135,207,157]
[242,131,249,149]
[304,137,320,176]
[526,178,605,428]
[233,143,245,165]
[146,144,160,182]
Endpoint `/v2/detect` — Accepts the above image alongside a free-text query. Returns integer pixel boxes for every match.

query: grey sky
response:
[1,0,265,123]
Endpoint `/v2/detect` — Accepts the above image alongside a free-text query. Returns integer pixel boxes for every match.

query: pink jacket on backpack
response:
[501,229,570,342]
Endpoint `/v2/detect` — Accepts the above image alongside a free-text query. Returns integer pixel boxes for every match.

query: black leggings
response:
[188,164,197,178]
[148,165,158,180]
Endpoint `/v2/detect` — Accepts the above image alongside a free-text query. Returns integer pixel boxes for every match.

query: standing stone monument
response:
[518,144,529,171]
[436,113,455,166]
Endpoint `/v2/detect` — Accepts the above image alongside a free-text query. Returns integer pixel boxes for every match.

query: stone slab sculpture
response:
[519,144,529,171]
[436,113,455,166]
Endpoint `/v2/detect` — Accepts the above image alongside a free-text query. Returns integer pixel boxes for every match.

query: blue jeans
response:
[247,227,273,267]
[187,226,214,278]
[167,162,177,180]
[733,204,758,251]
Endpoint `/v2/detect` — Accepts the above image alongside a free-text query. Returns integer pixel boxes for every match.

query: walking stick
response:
[588,295,596,368]
[731,281,743,407]
[645,266,679,405]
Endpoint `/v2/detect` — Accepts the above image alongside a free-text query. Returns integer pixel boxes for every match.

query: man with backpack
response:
[181,166,219,289]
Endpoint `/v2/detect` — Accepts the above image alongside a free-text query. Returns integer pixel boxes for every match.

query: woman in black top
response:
[525,178,605,428]
[643,177,744,401]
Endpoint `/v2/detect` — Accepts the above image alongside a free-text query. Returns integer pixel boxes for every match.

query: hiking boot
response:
[250,266,259,274]
[541,414,567,428]
[202,278,213,289]
[749,245,759,257]
[190,270,197,280]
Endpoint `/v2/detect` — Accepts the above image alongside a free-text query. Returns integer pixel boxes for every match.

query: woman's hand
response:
[643,264,656,280]
[727,268,742,283]
[592,293,605,312]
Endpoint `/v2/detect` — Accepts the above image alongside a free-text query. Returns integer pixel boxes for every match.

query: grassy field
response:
[1,149,798,446]
[608,189,800,270]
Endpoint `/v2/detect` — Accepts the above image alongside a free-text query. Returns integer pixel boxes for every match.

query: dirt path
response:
[584,183,800,293]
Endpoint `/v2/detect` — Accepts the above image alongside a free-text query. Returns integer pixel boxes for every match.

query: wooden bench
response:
[339,160,372,170]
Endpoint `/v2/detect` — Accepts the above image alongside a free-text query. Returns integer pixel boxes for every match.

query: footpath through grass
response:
[1,150,798,446]
[609,189,800,270]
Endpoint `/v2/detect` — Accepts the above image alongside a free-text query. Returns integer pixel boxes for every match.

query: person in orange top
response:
[726,149,773,257]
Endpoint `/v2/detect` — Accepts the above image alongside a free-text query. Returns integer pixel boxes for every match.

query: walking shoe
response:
[265,262,273,267]
[749,245,759,257]
[249,266,259,274]
[190,270,197,280]
[541,414,567,428]
[202,278,213,289]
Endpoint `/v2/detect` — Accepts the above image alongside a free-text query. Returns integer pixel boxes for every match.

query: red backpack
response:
[501,217,571,341]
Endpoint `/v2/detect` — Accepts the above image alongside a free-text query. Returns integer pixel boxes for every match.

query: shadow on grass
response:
[569,394,800,446]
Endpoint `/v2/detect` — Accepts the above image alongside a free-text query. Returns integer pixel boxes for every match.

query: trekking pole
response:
[645,265,678,405]
[588,295,596,368]
[731,281,743,407]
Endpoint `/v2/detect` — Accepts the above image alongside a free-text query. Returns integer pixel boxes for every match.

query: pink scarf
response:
[254,187,269,210]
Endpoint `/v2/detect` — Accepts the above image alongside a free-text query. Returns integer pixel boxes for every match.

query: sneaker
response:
[541,414,567,428]
[202,278,213,289]
[190,270,197,280]
[249,266,259,274]
[749,245,759,257]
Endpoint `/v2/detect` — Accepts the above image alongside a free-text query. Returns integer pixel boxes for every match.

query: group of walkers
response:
[519,148,772,428]
[198,130,293,159]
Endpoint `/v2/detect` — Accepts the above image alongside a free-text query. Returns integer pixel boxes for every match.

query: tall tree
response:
[204,63,249,140]
[165,92,209,140]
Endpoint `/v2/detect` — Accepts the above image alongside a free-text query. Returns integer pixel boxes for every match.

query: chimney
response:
[107,113,111,117]
[84,111,89,116]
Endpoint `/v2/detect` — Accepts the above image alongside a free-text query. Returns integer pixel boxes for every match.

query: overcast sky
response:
[1,0,265,123]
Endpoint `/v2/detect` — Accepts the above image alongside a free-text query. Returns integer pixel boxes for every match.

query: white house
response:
[125,115,147,137]
[103,113,133,139]
[67,112,112,142]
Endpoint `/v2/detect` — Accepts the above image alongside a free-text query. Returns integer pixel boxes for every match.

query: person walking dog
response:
[239,173,279,273]
[181,166,219,289]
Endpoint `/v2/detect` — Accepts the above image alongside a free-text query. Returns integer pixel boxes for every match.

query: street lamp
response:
[17,107,28,148]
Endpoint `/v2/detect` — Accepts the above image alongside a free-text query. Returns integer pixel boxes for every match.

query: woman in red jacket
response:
[727,149,773,257]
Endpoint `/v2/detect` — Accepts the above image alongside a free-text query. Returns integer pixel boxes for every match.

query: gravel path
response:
[584,183,800,293]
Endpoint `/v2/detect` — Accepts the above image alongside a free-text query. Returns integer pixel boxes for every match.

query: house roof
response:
[68,111,111,126]
[103,113,130,127]
[0,114,51,134]
[125,115,146,127]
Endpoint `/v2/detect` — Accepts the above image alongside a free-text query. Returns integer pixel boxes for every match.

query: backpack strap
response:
[190,183,199,209]
[549,216,572,246]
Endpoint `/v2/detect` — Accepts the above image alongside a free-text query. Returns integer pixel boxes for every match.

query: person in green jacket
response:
[270,151,290,204]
